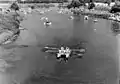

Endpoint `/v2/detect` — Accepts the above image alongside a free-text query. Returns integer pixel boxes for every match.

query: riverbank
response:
[0,11,24,45]
[69,7,120,22]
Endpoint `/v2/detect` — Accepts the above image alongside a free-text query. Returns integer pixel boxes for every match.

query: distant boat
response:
[40,17,48,21]
[84,16,88,20]
[69,16,74,20]
[93,19,98,22]
[44,21,52,26]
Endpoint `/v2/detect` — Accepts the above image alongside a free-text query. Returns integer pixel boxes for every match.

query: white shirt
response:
[59,49,65,54]
[65,49,71,54]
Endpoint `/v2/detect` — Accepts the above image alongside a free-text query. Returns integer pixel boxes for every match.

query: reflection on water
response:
[111,21,120,36]
[0,9,118,84]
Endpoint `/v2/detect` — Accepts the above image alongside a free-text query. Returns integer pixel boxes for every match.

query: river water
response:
[0,8,119,84]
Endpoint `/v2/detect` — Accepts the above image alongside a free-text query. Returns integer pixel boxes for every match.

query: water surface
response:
[0,8,118,84]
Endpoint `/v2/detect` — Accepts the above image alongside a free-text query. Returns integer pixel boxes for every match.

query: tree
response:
[111,0,115,2]
[88,2,95,10]
[10,2,19,11]
[67,0,83,8]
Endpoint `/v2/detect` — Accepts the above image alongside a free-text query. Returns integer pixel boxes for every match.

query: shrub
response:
[10,2,19,11]
[94,6,111,11]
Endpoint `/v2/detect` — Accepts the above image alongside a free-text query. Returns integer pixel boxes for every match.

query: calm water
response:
[0,8,119,84]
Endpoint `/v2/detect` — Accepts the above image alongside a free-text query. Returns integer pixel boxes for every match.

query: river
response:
[0,8,118,84]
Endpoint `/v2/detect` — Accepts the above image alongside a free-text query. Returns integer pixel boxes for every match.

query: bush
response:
[71,8,112,19]
[10,2,19,11]
[94,6,111,11]
[88,3,95,10]
[110,5,120,13]
[0,12,23,34]
[67,0,83,9]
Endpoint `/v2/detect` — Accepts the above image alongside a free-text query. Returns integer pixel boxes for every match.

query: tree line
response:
[17,0,68,3]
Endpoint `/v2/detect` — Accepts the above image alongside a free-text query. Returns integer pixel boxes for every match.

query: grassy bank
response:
[0,12,24,45]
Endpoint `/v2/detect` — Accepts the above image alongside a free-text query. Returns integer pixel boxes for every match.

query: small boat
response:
[19,27,27,30]
[109,16,116,20]
[58,11,63,14]
[93,19,98,22]
[24,11,27,15]
[39,11,44,14]
[69,16,74,20]
[84,16,89,20]
[40,17,48,21]
[44,21,52,26]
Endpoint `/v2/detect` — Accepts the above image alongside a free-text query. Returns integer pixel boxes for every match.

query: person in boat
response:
[57,47,65,59]
[56,46,71,62]
[57,46,71,62]
[44,18,52,26]
[64,47,71,61]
